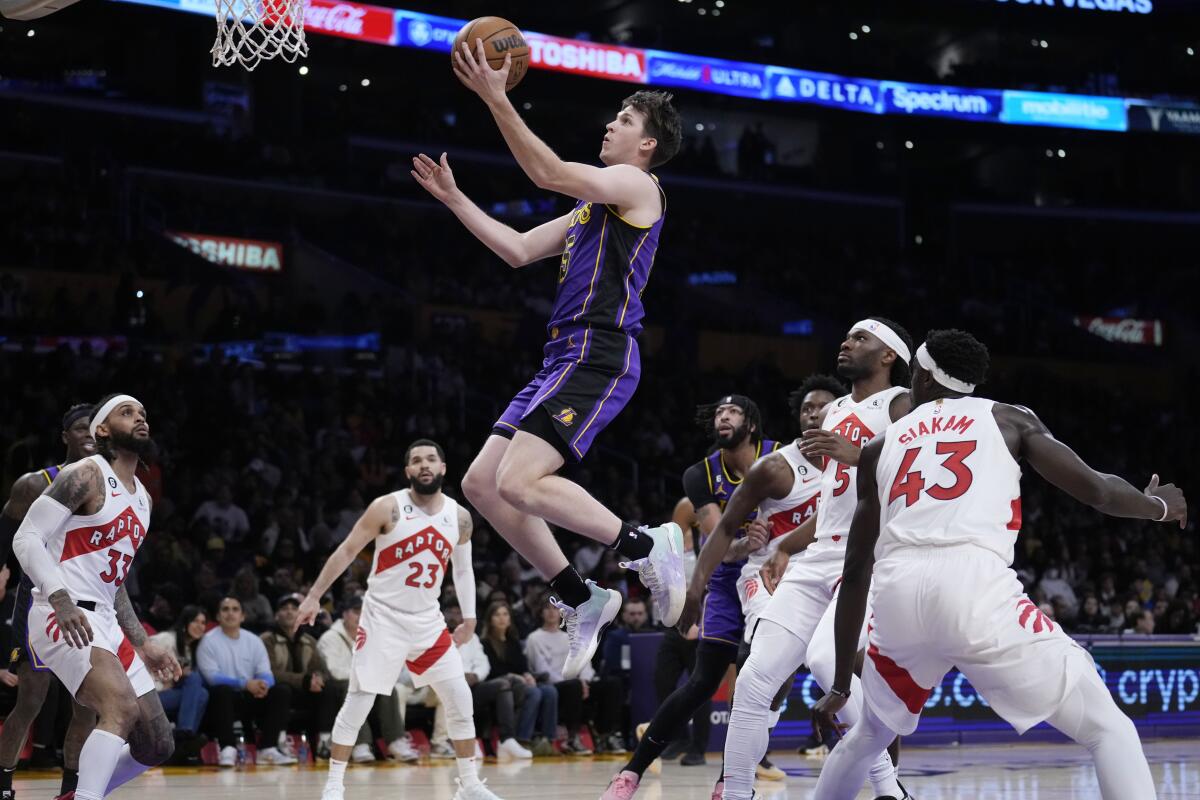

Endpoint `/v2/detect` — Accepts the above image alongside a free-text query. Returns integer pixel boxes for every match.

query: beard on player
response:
[410,471,444,496]
[101,427,159,462]
[714,419,751,450]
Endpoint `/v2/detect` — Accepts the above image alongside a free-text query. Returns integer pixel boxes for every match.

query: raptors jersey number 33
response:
[367,488,460,615]
[33,454,151,607]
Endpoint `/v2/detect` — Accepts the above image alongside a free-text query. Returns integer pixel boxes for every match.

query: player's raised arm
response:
[811,438,885,736]
[452,39,664,212]
[410,152,571,269]
[297,495,396,626]
[996,404,1187,527]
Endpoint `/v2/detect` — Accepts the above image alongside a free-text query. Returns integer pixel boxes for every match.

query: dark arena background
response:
[0,0,1197,798]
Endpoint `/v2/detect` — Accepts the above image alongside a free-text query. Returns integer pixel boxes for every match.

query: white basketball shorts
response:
[28,600,154,698]
[862,543,1095,736]
[350,594,464,695]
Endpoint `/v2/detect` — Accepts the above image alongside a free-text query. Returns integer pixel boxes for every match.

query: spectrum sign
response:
[105,0,1200,135]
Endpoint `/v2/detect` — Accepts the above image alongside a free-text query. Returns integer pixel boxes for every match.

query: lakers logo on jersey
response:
[553,407,578,427]
[569,203,592,227]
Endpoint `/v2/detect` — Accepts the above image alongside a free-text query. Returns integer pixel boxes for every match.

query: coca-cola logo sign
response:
[304,0,395,44]
[1073,316,1164,346]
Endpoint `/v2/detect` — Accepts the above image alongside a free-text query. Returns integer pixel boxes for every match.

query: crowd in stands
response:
[0,293,1194,764]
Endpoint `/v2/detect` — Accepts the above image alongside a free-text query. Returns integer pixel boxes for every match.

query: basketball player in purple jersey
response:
[410,40,686,678]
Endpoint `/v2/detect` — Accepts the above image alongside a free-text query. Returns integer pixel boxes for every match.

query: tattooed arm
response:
[297,494,395,626]
[114,585,147,647]
[451,506,477,643]
[12,460,104,648]
[116,585,181,685]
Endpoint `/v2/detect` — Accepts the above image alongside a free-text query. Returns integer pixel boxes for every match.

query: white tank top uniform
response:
[757,386,907,645]
[351,489,466,694]
[738,442,822,642]
[863,397,1094,736]
[28,455,155,697]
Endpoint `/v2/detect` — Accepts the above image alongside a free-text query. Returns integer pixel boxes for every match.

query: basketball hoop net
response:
[212,0,308,71]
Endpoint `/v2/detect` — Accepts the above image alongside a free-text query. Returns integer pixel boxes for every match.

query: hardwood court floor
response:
[13,739,1197,799]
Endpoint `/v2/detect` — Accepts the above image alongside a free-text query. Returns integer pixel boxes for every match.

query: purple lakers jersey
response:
[546,175,666,338]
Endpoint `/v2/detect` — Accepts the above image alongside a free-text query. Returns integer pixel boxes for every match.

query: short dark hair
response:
[404,438,445,464]
[868,316,914,388]
[923,329,990,389]
[622,90,682,167]
[788,374,847,417]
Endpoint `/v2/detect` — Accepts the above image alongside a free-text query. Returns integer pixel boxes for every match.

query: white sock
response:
[456,756,481,787]
[326,758,348,791]
[105,743,152,795]
[75,730,126,800]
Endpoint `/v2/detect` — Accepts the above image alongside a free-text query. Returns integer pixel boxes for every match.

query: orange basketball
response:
[452,16,530,91]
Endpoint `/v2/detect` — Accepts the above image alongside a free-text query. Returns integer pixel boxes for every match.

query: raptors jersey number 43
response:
[367,488,460,615]
[875,396,1023,565]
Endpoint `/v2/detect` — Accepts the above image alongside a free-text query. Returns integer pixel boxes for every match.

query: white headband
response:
[850,319,911,365]
[89,395,143,438]
[916,343,975,394]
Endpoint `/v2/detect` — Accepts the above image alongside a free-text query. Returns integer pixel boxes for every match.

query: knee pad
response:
[332,691,376,746]
[431,678,476,742]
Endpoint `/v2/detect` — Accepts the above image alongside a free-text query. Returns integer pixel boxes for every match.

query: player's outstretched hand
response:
[759,549,791,595]
[49,590,93,649]
[296,596,321,627]
[141,639,183,684]
[800,429,860,466]
[676,589,702,634]
[1146,473,1188,529]
[811,692,849,742]
[452,618,477,647]
[452,37,510,104]
[411,152,459,205]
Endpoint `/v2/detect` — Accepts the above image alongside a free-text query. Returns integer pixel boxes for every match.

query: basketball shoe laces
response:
[619,531,665,617]
[550,596,582,652]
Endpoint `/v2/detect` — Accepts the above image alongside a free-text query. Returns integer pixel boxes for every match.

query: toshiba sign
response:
[525,33,645,83]
[167,231,284,273]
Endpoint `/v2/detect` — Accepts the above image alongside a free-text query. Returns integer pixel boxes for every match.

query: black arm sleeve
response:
[682,462,717,511]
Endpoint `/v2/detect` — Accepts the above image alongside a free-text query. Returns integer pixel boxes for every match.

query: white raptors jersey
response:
[875,397,1022,565]
[809,385,908,559]
[366,490,459,615]
[743,442,823,578]
[33,455,151,607]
